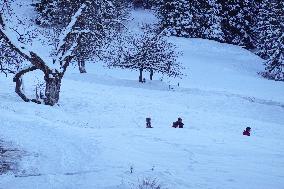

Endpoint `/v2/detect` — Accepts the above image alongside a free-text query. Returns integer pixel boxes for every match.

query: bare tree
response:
[34,0,130,73]
[0,3,87,105]
[0,0,22,76]
[1,0,128,105]
[107,24,183,82]
[0,41,22,76]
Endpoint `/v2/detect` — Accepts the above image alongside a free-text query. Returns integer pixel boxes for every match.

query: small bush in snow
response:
[134,178,166,189]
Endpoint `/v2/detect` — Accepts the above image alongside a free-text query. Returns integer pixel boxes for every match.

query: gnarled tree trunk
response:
[13,67,63,106]
[44,73,62,106]
[13,65,41,104]
[1,4,86,106]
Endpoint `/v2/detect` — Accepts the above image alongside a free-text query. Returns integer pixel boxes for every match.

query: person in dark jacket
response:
[243,127,251,136]
[146,117,152,128]
[172,118,184,128]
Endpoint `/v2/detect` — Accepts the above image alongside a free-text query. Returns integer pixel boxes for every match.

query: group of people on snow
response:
[146,117,184,129]
[146,117,252,136]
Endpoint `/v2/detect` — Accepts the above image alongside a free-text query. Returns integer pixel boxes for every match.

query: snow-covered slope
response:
[1,3,284,189]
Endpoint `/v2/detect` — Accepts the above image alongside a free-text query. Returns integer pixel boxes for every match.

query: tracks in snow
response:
[67,73,284,110]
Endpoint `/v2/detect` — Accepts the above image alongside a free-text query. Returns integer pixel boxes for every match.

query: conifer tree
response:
[159,0,193,37]
[219,0,254,48]
[256,0,284,80]
[207,0,224,41]
[192,0,223,41]
[159,0,223,40]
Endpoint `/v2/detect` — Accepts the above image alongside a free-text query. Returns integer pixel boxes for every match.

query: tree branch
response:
[13,65,41,104]
[0,29,32,61]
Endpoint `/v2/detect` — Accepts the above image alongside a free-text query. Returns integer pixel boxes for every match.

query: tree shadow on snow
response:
[0,139,22,175]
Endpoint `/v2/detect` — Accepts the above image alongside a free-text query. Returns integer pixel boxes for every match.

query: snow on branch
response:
[58,38,78,66]
[0,26,32,61]
[55,3,87,61]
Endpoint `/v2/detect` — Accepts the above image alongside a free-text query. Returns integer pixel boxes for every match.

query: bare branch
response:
[0,29,32,61]
[13,65,41,104]
[55,3,87,61]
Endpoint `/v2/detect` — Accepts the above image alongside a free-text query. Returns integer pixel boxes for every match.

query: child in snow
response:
[243,127,251,136]
[172,118,184,128]
[146,117,152,128]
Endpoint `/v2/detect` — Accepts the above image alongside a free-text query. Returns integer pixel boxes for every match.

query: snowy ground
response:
[1,3,284,189]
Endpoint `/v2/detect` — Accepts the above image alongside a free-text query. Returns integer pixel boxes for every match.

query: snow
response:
[171,37,284,103]
[1,2,284,189]
[128,9,158,33]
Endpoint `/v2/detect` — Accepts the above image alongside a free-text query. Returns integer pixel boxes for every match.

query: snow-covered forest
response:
[0,0,284,189]
[158,0,284,81]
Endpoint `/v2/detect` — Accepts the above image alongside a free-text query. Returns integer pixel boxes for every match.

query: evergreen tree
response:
[191,0,223,41]
[263,35,284,81]
[205,0,223,41]
[189,0,205,38]
[250,0,262,48]
[132,0,158,9]
[219,0,254,48]
[159,0,194,37]
[159,0,223,40]
[256,0,284,80]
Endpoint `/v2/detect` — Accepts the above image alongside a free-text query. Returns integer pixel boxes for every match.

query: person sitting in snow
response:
[172,117,184,128]
[146,117,152,128]
[243,127,251,136]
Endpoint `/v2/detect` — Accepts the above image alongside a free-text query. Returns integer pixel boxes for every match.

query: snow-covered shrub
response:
[135,178,164,189]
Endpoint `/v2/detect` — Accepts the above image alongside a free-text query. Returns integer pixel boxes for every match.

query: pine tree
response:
[263,36,284,81]
[192,0,224,41]
[256,0,284,80]
[159,0,194,37]
[189,0,205,38]
[158,0,224,40]
[206,0,224,41]
[219,0,254,48]
[250,0,262,48]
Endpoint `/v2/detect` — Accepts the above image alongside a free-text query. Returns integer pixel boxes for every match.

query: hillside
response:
[1,2,284,189]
